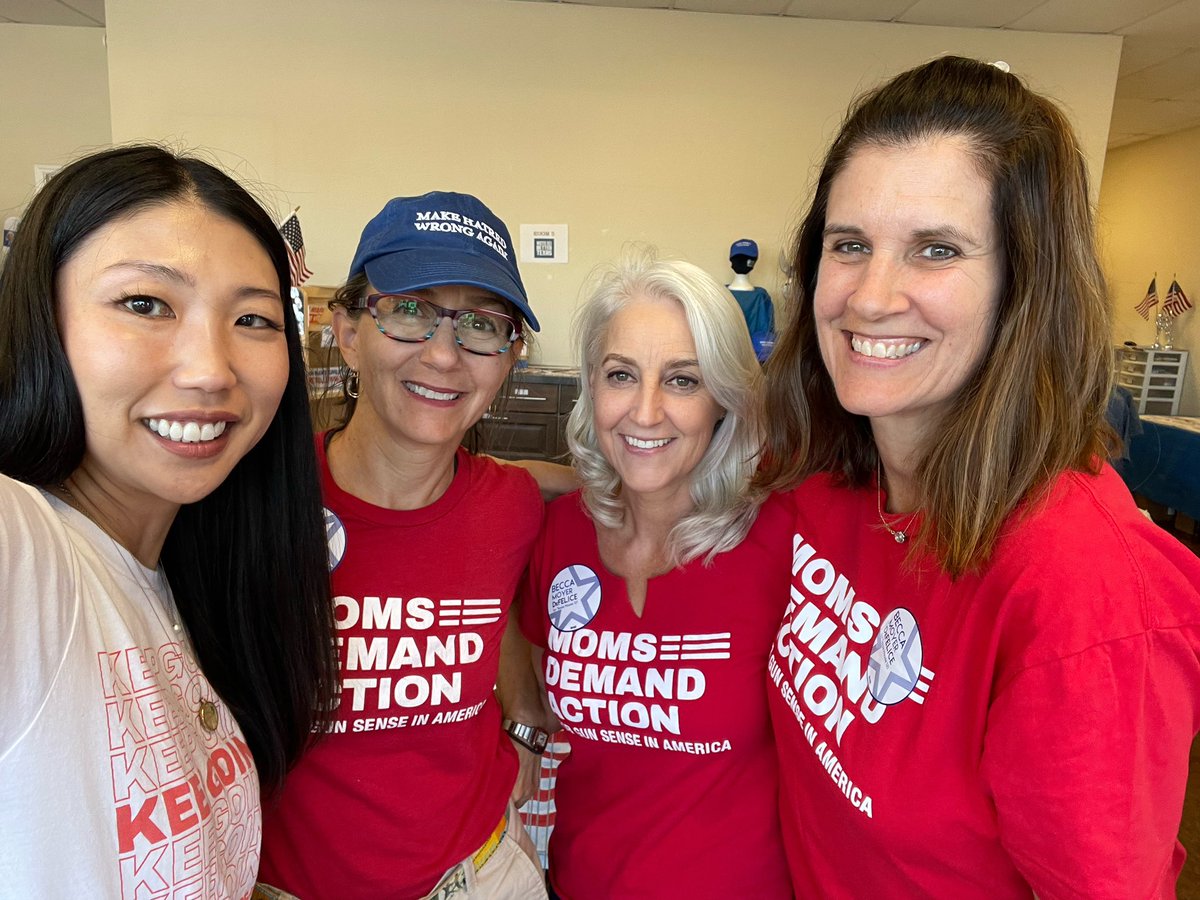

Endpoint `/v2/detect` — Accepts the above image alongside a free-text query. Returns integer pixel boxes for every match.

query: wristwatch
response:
[502,718,549,754]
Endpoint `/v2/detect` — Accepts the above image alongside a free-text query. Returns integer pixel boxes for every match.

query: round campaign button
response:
[324,507,347,572]
[548,565,601,632]
[868,607,924,705]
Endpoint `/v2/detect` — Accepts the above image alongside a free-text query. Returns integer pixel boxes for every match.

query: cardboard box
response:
[301,286,345,399]
[302,285,338,354]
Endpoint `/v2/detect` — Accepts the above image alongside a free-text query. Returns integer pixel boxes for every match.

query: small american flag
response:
[279,211,313,288]
[1164,279,1192,318]
[1134,277,1158,320]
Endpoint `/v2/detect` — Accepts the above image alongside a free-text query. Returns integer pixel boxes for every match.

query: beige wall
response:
[1100,125,1200,416]
[0,24,111,223]
[104,0,1120,364]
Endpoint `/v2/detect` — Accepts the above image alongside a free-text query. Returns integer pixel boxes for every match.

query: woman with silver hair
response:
[518,249,792,898]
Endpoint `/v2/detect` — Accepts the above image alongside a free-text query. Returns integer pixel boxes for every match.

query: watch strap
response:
[502,718,549,754]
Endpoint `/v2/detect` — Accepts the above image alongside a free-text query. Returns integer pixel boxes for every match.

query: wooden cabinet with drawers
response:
[478,367,581,462]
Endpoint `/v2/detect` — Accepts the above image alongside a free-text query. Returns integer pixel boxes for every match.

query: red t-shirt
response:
[520,492,793,899]
[769,465,1200,898]
[259,442,543,898]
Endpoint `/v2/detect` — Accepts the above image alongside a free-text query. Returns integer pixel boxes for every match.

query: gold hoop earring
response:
[346,369,360,399]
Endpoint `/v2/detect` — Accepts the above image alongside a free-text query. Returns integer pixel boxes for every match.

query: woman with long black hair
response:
[0,145,338,896]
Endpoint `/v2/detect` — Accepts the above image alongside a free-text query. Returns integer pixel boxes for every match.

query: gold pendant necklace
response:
[198,700,220,732]
[53,479,219,732]
[875,463,917,544]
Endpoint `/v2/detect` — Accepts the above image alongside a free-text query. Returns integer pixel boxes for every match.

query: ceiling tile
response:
[1107,132,1155,148]
[1117,0,1200,44]
[559,0,670,6]
[676,0,792,13]
[1118,48,1200,99]
[0,0,97,25]
[781,0,912,22]
[61,0,104,24]
[898,0,1042,29]
[1118,34,1187,76]
[1108,95,1200,134]
[1010,0,1179,34]
[1,0,1198,144]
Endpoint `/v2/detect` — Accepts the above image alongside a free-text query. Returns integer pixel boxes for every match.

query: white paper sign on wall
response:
[520,224,568,264]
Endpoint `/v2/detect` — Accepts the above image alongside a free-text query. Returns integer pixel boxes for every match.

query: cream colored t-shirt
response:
[0,475,260,898]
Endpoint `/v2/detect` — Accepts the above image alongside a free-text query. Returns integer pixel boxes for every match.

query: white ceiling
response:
[3,0,1198,147]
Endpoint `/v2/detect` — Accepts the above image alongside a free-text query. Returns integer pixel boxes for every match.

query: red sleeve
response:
[981,628,1200,899]
[516,559,547,649]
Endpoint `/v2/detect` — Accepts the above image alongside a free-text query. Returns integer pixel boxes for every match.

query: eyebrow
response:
[823,223,980,245]
[823,224,864,239]
[105,261,196,286]
[601,353,700,369]
[104,261,281,302]
[911,225,979,245]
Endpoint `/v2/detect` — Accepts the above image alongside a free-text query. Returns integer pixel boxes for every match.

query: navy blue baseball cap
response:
[730,238,759,259]
[347,191,539,331]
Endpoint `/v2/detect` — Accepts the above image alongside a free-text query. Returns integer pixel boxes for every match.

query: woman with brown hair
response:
[758,56,1200,897]
[258,191,548,899]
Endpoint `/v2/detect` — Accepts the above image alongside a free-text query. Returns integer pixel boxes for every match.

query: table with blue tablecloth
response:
[1114,415,1200,523]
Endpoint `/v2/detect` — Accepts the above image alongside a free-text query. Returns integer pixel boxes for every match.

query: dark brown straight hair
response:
[755,56,1115,577]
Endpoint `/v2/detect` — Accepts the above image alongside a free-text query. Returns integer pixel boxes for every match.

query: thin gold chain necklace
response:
[52,480,221,732]
[875,462,918,544]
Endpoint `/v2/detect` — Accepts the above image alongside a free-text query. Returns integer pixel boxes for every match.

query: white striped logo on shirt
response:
[657,632,731,661]
[437,597,502,627]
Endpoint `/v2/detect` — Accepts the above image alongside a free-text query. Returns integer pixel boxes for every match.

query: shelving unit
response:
[1113,347,1189,416]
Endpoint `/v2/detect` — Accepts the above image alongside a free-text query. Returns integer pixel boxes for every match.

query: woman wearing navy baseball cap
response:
[259,192,549,899]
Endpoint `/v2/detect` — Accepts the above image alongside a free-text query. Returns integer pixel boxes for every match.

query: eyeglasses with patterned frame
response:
[353,292,523,356]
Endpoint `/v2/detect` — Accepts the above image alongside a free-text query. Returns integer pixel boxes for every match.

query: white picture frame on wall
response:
[34,164,62,191]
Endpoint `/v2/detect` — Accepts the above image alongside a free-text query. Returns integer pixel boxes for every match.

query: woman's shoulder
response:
[739,489,802,547]
[0,473,81,760]
[763,473,862,533]
[0,470,49,505]
[461,451,545,528]
[533,490,586,542]
[772,471,843,508]
[998,466,1197,578]
[0,473,67,551]
[546,488,585,517]
[465,450,540,496]
[986,465,1200,646]
[0,472,88,594]
[535,491,591,546]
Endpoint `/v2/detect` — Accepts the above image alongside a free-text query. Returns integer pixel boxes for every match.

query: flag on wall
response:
[1134,277,1158,320]
[279,210,313,288]
[1164,279,1193,318]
